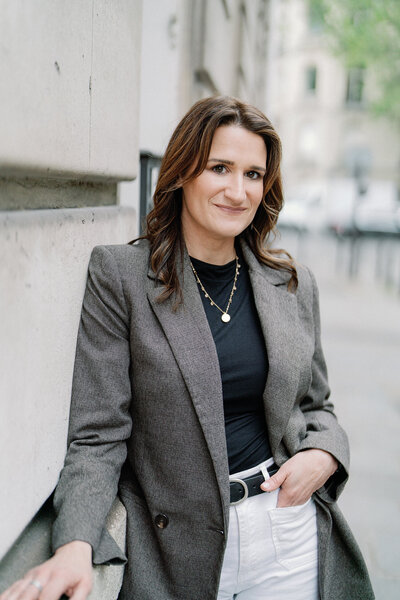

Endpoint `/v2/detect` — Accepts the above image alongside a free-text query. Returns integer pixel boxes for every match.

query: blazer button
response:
[155,513,169,529]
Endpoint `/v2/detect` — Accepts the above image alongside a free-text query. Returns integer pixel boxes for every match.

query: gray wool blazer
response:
[52,238,374,600]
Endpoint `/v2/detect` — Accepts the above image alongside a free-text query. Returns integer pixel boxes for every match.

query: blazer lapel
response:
[146,247,230,515]
[241,240,301,455]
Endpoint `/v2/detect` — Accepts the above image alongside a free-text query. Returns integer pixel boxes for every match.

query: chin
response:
[210,219,247,239]
[211,226,242,240]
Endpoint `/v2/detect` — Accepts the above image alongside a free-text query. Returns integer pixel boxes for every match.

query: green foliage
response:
[309,0,400,123]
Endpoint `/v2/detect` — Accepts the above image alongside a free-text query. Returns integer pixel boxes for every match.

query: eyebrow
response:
[207,157,266,173]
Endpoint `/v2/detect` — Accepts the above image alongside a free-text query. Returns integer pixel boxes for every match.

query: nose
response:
[224,174,247,204]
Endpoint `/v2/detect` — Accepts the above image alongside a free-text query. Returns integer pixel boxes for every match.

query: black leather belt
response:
[229,463,279,505]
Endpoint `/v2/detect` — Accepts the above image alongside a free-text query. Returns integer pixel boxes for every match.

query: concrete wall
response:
[0,205,137,559]
[0,0,140,182]
[0,0,142,566]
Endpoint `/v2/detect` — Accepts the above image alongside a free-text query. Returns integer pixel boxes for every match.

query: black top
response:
[190,253,272,473]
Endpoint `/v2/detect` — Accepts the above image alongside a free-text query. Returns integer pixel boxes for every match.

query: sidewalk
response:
[279,231,400,599]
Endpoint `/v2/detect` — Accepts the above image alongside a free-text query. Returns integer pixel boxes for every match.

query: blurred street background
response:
[1,0,399,598]
[277,229,400,598]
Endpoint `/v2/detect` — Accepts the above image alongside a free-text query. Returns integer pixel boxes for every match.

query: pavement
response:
[278,230,400,599]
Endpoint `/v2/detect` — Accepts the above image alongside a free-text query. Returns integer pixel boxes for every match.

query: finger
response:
[276,480,312,507]
[261,467,287,492]
[276,488,290,508]
[277,493,311,508]
[277,487,298,507]
[40,572,91,600]
[0,578,29,600]
[0,578,21,600]
[68,581,92,600]
[39,576,72,600]
[20,569,52,600]
[1,577,38,600]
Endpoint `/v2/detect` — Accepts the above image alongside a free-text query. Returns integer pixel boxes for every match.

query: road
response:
[278,231,400,599]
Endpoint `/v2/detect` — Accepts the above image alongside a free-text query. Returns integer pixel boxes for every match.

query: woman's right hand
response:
[0,540,93,600]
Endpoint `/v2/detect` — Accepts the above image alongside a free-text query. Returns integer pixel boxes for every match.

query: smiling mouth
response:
[214,204,247,214]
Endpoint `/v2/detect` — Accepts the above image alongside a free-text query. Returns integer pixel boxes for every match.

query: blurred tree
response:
[309,0,400,124]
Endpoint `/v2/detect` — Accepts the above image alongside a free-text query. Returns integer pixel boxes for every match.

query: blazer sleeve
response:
[52,245,132,565]
[296,267,349,503]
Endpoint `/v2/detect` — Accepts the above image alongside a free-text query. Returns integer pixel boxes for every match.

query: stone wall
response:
[0,1,142,589]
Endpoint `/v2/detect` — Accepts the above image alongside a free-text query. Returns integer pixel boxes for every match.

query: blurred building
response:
[267,0,400,235]
[0,1,271,596]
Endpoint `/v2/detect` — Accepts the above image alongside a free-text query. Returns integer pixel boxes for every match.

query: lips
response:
[214,204,247,214]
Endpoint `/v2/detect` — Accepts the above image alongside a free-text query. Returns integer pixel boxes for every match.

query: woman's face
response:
[181,125,267,251]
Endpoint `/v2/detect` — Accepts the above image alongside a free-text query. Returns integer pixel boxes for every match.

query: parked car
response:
[279,179,399,236]
[354,182,400,235]
[279,180,356,234]
[279,189,329,233]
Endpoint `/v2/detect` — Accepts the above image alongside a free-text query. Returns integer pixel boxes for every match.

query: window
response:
[305,66,317,95]
[139,152,161,233]
[346,68,365,105]
[308,3,324,32]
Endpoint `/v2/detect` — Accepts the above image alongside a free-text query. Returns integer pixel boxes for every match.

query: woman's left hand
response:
[260,449,338,507]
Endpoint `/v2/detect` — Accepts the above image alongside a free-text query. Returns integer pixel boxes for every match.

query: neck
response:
[184,236,236,265]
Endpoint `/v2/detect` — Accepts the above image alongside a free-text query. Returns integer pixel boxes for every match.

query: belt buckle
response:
[230,478,249,505]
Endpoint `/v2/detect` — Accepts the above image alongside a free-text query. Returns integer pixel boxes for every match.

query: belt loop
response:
[261,464,269,482]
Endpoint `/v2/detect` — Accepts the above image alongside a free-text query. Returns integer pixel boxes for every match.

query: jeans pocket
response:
[268,498,318,570]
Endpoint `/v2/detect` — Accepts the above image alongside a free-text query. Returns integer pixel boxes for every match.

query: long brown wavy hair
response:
[135,96,297,305]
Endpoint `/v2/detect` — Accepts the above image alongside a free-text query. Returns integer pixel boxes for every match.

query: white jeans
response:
[217,457,319,600]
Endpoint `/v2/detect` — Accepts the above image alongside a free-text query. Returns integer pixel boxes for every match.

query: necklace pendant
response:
[221,313,231,323]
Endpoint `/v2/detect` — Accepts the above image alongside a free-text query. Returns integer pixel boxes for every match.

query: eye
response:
[211,164,228,174]
[246,170,262,180]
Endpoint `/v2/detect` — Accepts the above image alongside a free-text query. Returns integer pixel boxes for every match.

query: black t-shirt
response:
[190,252,272,474]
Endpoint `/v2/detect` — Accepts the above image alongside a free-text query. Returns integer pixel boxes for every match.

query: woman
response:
[1,96,374,600]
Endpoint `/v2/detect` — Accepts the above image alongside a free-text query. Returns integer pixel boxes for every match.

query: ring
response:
[29,579,43,592]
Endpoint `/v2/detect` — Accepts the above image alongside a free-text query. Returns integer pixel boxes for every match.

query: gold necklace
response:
[190,256,241,323]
